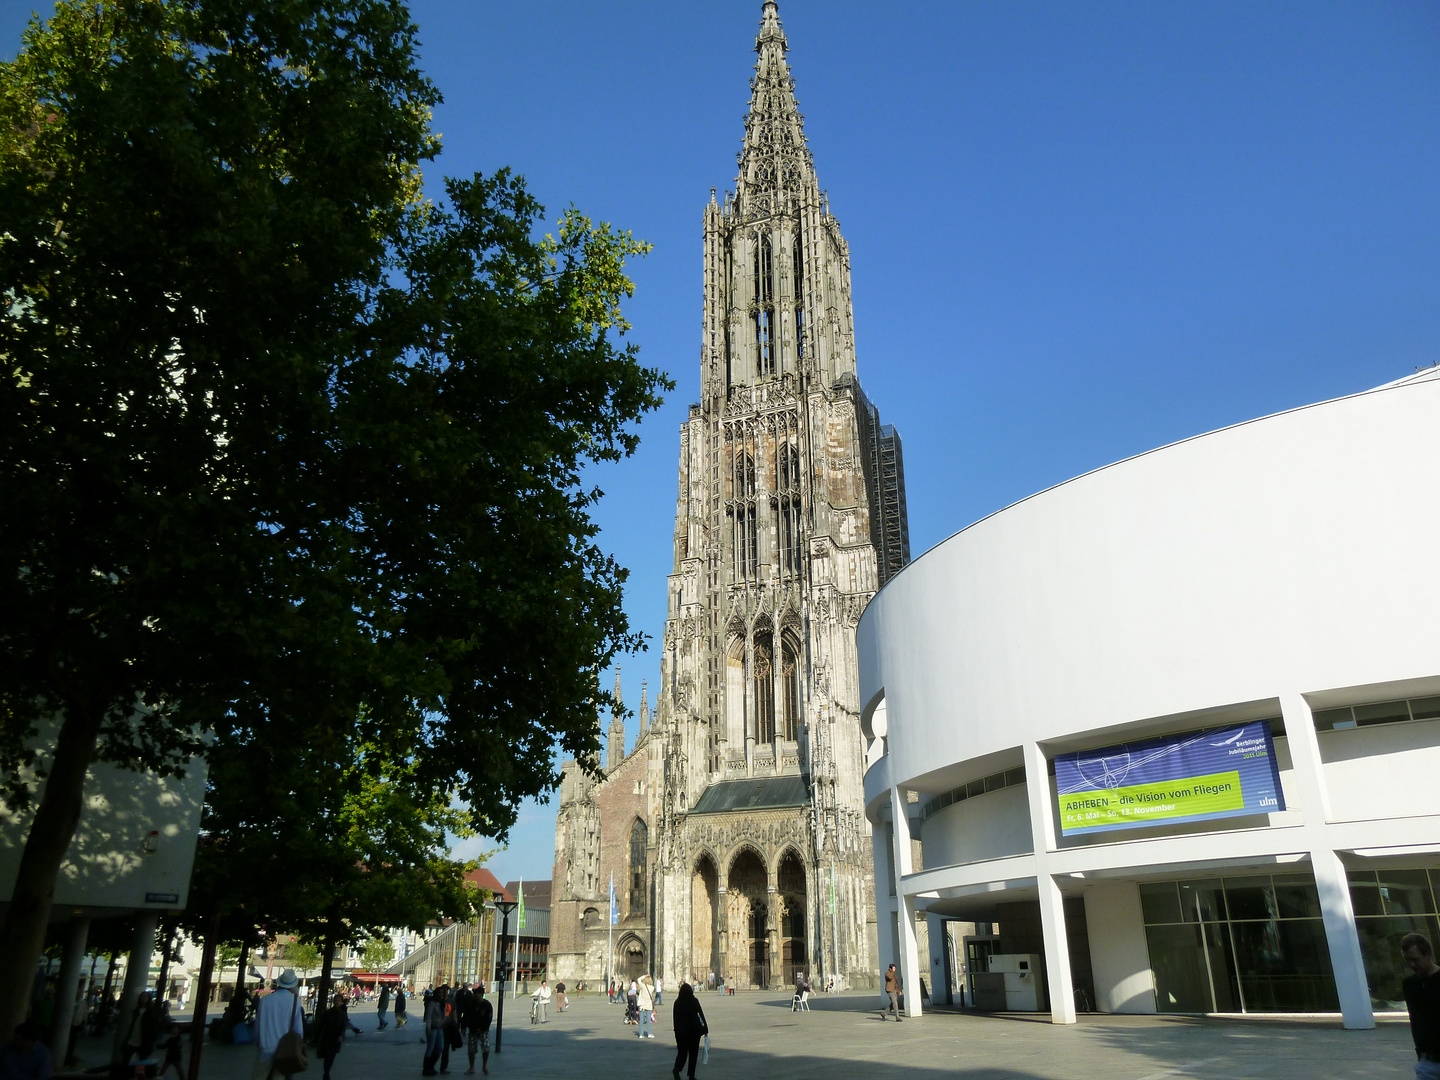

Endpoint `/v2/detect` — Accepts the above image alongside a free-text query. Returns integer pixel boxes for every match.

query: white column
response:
[1280,693,1374,1030]
[112,912,160,1064]
[872,822,895,1005]
[49,916,90,1058]
[1312,848,1374,1029]
[925,911,949,1006]
[1023,741,1076,1024]
[890,785,922,1017]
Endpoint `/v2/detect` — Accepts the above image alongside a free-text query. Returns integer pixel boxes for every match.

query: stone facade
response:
[550,0,908,992]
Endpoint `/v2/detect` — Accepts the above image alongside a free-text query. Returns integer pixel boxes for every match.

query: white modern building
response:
[859,368,1440,1028]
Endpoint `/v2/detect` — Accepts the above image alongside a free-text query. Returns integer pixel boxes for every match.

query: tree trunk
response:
[188,913,219,1080]
[97,951,118,1035]
[0,707,103,1031]
[233,927,254,1001]
[313,922,339,1042]
[156,918,176,1003]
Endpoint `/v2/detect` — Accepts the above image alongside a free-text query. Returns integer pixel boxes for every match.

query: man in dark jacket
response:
[670,982,708,1080]
[1404,933,1440,1080]
[377,984,390,1030]
[317,992,361,1080]
[460,985,492,1076]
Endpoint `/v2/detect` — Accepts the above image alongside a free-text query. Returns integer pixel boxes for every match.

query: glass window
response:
[1313,707,1354,731]
[1180,879,1227,923]
[1146,923,1212,1012]
[1225,877,1279,921]
[1231,920,1338,1012]
[1410,697,1440,720]
[1140,882,1183,925]
[1348,872,1384,917]
[1355,914,1440,1009]
[966,779,984,799]
[1273,876,1322,920]
[1355,700,1411,727]
[983,772,1006,792]
[1004,766,1026,786]
[1380,870,1435,916]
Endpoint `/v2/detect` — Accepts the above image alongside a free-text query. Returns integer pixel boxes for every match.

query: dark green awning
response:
[689,775,810,815]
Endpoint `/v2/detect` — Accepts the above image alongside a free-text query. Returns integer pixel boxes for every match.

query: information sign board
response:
[1054,720,1284,835]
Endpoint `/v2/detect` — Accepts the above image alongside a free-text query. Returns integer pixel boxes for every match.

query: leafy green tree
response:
[361,936,396,971]
[0,0,665,1030]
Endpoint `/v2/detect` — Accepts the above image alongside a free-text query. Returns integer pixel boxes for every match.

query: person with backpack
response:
[252,970,305,1080]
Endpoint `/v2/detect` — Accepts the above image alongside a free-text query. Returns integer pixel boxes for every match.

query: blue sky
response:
[6,1,1438,887]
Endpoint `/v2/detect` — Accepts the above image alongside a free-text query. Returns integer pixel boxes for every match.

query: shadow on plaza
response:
[475,1020,1050,1080]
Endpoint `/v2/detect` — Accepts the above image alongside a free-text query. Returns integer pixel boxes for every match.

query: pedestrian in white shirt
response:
[252,970,305,1080]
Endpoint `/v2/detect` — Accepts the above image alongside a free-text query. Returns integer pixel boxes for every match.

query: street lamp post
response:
[493,899,518,1052]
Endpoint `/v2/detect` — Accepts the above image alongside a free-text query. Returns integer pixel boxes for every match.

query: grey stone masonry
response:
[551,1,909,993]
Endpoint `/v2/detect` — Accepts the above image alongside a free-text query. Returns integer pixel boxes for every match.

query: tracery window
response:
[781,639,802,742]
[793,240,805,359]
[777,443,802,576]
[755,233,775,377]
[755,308,774,378]
[732,450,758,580]
[629,818,648,916]
[754,634,775,744]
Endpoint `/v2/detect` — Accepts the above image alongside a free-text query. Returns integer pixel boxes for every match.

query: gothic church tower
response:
[647,1,910,990]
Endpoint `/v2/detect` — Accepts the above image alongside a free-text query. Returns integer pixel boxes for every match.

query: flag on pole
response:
[610,873,618,925]
[517,879,525,929]
[829,863,836,914]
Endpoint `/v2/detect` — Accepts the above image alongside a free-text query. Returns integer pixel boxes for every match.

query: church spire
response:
[607,668,626,771]
[736,1,815,208]
[639,680,650,736]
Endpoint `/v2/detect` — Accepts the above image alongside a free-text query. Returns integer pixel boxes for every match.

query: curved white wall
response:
[860,370,1440,1028]
[860,371,1440,792]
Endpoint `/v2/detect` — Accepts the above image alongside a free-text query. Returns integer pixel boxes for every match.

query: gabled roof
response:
[505,880,552,910]
[466,867,513,903]
[690,776,810,815]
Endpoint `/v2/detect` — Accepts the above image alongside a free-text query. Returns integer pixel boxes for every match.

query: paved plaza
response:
[66,990,1415,1080]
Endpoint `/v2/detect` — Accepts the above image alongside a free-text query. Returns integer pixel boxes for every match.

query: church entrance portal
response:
[777,849,808,986]
[692,853,719,984]
[620,935,646,981]
[728,849,769,989]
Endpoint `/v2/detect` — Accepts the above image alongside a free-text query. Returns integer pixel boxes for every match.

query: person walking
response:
[882,963,903,1022]
[377,983,390,1030]
[463,986,492,1076]
[553,982,568,1012]
[670,983,708,1080]
[421,985,449,1076]
[394,986,409,1028]
[636,974,655,1039]
[1404,933,1440,1079]
[158,1018,187,1080]
[530,981,551,1024]
[317,992,362,1080]
[252,970,305,1080]
[654,975,663,1007]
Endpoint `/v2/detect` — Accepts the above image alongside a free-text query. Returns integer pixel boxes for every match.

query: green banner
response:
[1057,769,1244,831]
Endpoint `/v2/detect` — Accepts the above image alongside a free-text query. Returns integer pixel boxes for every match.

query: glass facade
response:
[1347,868,1440,1010]
[1140,874,1338,1013]
[1141,867,1440,1013]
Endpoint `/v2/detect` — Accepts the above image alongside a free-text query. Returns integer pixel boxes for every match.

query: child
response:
[158,1019,185,1080]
